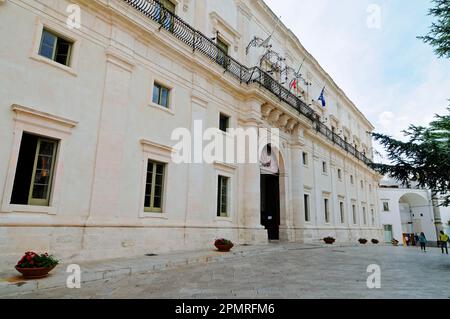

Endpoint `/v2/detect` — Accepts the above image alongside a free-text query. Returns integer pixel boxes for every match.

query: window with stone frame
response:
[352,204,357,224]
[157,0,176,31]
[340,201,345,223]
[144,160,165,213]
[302,152,308,166]
[324,198,330,223]
[217,175,229,217]
[322,161,327,174]
[304,194,310,222]
[38,29,73,66]
[10,132,58,206]
[153,82,170,108]
[216,36,230,68]
[219,113,230,132]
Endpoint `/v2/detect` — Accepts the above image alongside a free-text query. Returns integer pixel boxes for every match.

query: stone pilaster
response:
[289,127,305,240]
[88,48,134,221]
[239,98,267,244]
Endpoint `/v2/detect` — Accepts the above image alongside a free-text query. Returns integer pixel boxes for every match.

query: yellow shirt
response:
[439,233,449,242]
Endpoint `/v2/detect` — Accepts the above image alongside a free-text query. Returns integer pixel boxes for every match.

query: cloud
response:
[378,111,394,127]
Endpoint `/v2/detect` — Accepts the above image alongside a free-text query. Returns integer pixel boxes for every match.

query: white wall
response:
[379,188,437,243]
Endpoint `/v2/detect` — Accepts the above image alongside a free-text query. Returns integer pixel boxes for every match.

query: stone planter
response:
[215,243,234,252]
[15,265,56,279]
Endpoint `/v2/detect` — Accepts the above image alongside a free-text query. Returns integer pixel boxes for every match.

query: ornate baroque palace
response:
[0,0,382,265]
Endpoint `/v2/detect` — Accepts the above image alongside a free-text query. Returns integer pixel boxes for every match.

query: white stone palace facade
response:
[0,0,382,266]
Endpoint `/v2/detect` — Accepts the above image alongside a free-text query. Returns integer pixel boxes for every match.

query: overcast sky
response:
[264,0,450,160]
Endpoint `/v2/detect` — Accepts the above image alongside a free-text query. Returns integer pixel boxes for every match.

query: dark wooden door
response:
[260,174,280,240]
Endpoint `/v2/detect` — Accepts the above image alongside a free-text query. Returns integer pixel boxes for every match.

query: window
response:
[340,202,345,223]
[324,198,330,223]
[361,180,364,189]
[217,175,229,217]
[217,37,229,55]
[383,202,389,211]
[10,133,58,206]
[38,29,73,66]
[144,161,165,212]
[337,169,342,180]
[371,209,375,225]
[352,204,357,224]
[160,0,175,13]
[219,113,230,132]
[302,152,308,166]
[157,0,176,31]
[152,83,170,108]
[362,206,367,225]
[322,161,327,174]
[304,194,310,222]
[369,184,372,192]
[350,175,354,184]
[216,37,230,68]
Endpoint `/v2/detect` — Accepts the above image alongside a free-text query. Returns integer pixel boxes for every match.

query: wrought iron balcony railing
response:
[123,0,372,166]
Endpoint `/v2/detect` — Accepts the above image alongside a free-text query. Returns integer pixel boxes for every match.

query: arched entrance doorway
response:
[260,144,282,240]
[398,193,430,246]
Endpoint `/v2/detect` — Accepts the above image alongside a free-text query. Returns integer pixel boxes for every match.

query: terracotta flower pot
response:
[15,265,56,279]
[215,243,234,252]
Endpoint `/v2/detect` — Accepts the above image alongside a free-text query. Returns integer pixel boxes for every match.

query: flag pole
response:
[289,58,306,94]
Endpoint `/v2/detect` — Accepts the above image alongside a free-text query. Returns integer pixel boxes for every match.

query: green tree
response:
[372,108,450,206]
[418,0,450,58]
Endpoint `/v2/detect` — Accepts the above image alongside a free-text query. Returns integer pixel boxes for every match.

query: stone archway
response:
[398,193,430,245]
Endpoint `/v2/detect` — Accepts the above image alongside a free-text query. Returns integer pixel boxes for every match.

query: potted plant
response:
[214,239,234,252]
[323,236,335,244]
[358,238,368,244]
[391,239,399,246]
[371,239,379,244]
[15,252,59,279]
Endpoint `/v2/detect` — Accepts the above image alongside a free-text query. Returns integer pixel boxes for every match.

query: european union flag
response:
[318,87,326,108]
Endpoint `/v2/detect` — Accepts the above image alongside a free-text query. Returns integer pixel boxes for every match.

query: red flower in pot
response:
[15,252,59,279]
[214,239,234,252]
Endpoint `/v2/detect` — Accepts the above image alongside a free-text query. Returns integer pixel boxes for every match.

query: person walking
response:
[418,232,427,252]
[439,231,449,255]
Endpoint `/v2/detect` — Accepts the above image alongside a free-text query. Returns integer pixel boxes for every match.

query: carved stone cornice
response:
[268,109,282,123]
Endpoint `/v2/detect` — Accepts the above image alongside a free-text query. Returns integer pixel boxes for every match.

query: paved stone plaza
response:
[5,245,450,299]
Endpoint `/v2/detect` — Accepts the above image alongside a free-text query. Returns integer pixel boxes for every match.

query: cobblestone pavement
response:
[9,245,450,299]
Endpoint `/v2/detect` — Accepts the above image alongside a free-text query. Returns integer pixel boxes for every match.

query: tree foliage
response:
[372,108,450,206]
[417,0,450,58]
